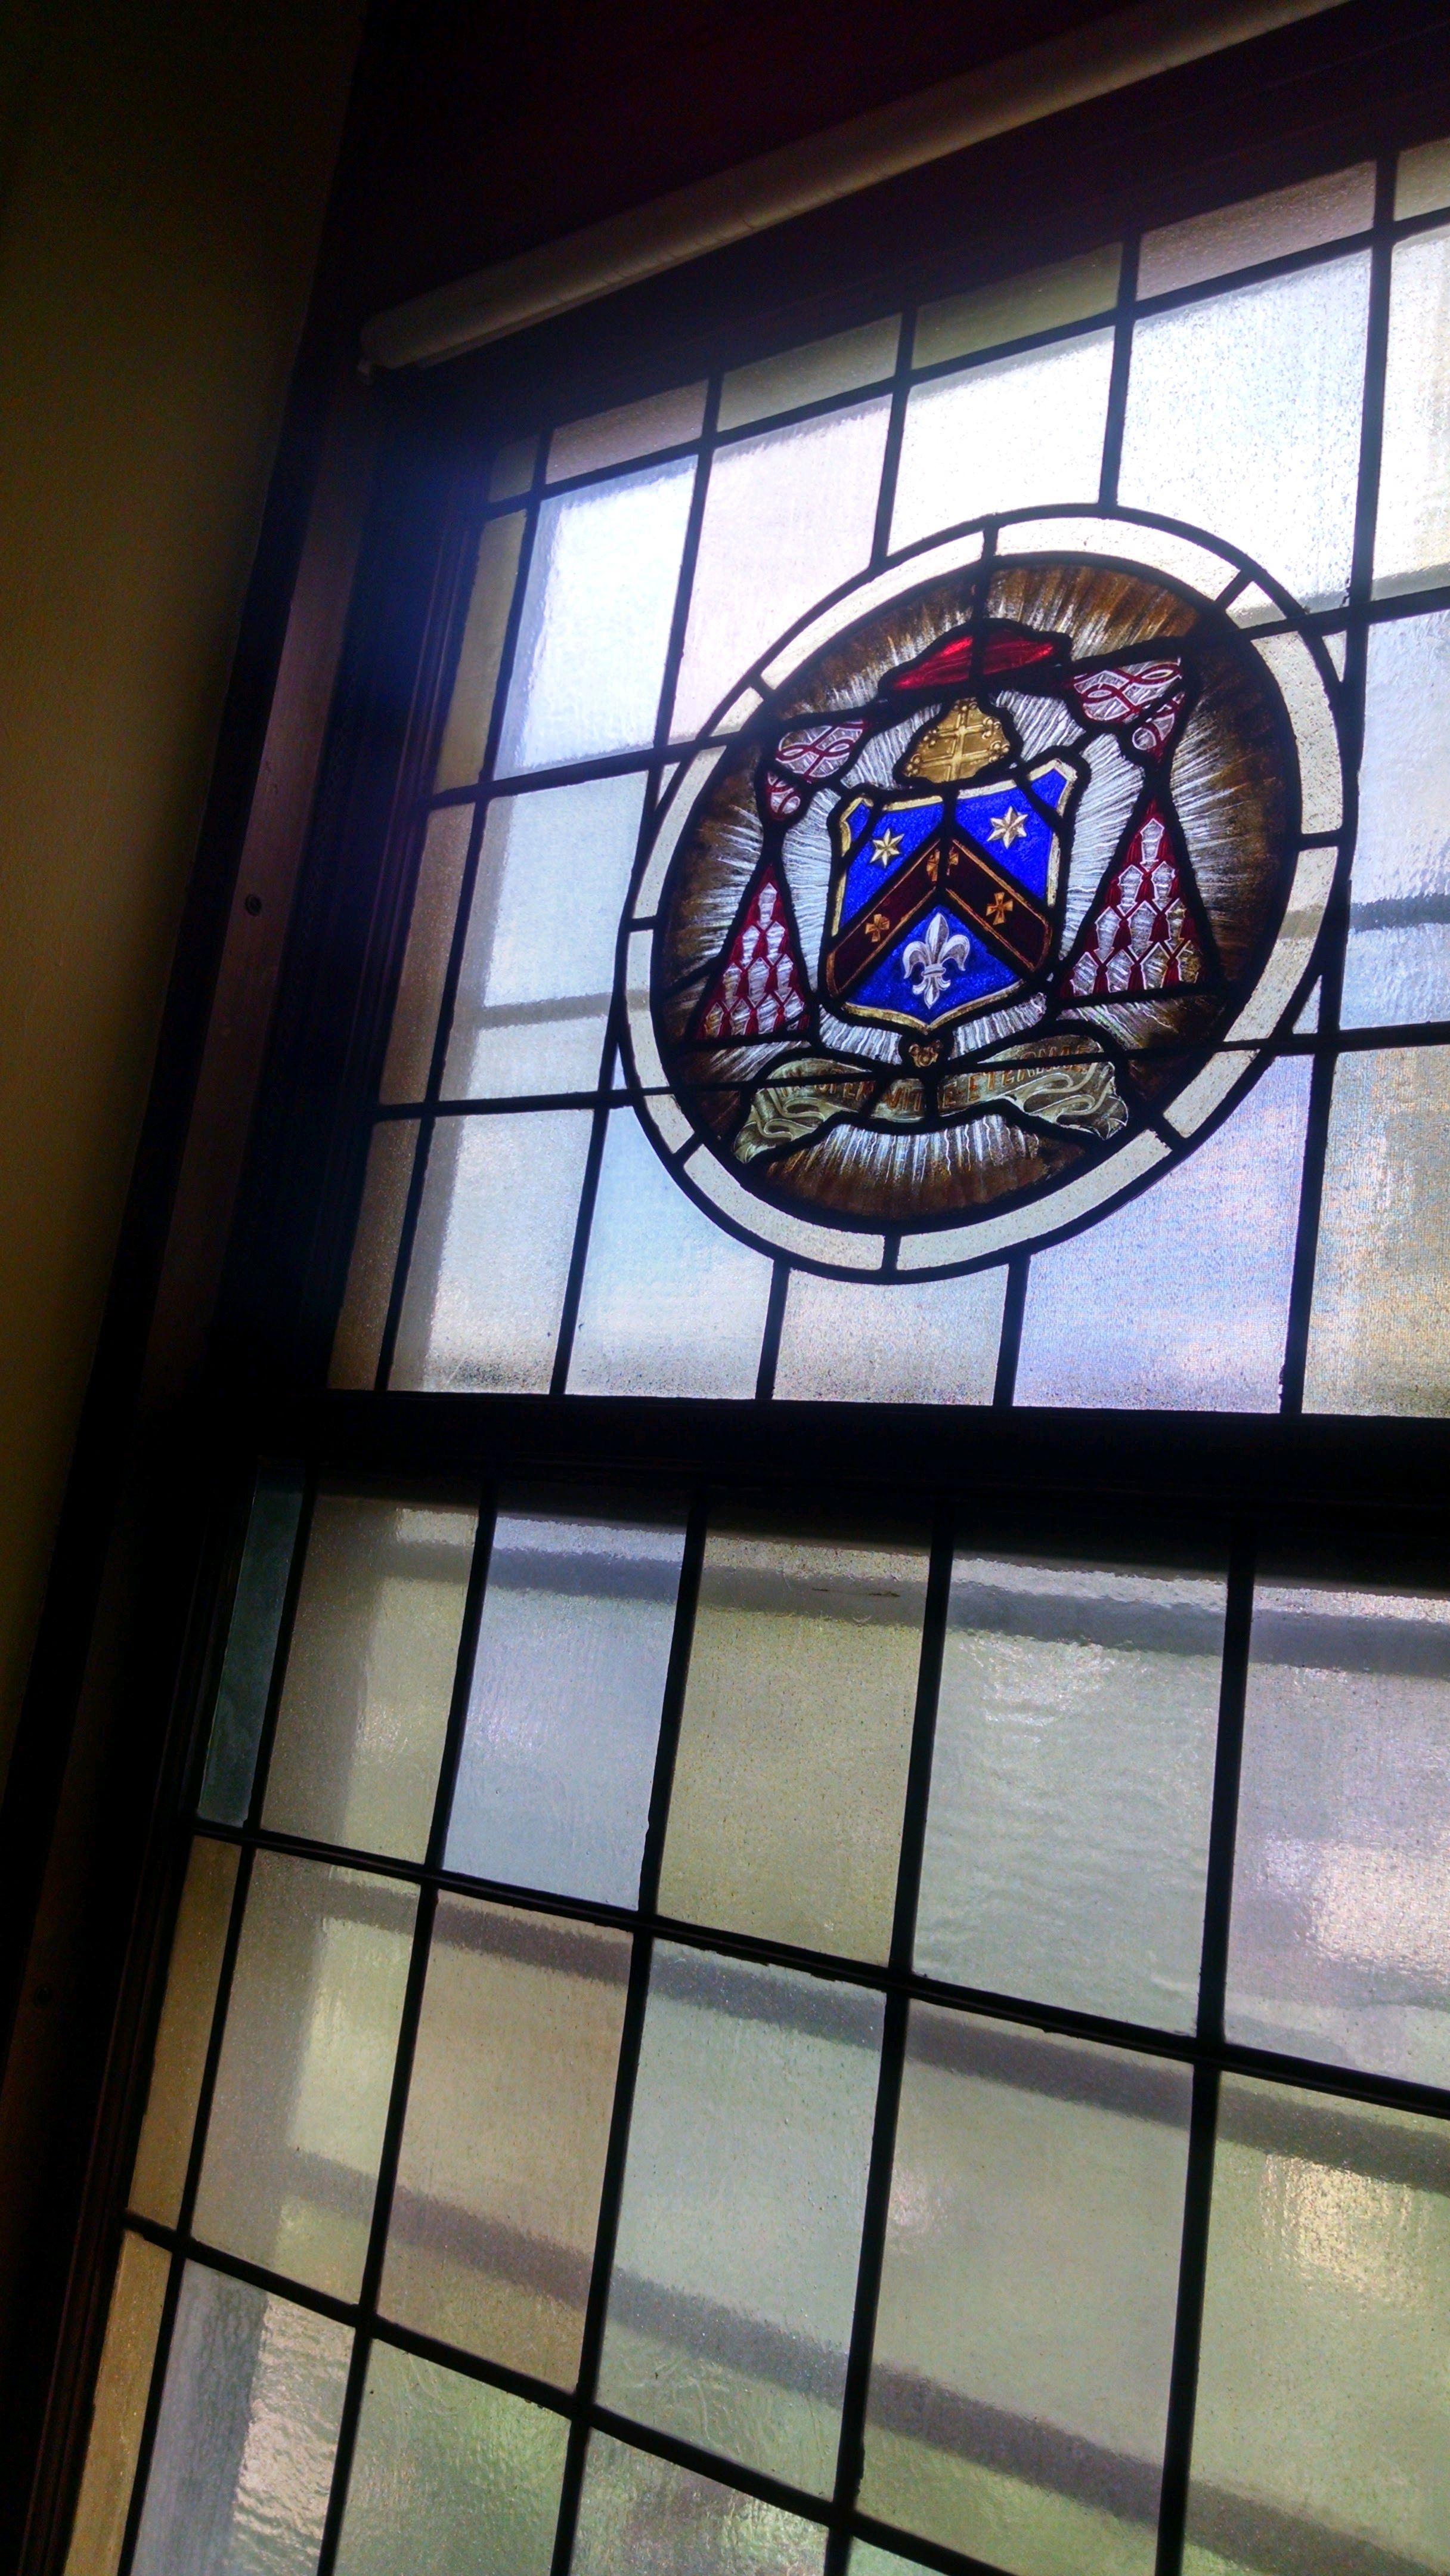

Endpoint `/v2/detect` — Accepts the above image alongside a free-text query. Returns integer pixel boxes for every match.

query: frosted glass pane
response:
[497,460,696,774]
[383,1900,629,2380]
[435,513,525,791]
[193,1853,416,2300]
[446,1500,683,1905]
[1305,1046,1450,1415]
[1016,1055,1312,1411]
[850,2550,928,2576]
[199,1469,303,1826]
[1226,1579,1450,2083]
[671,400,890,737]
[566,1112,773,1397]
[1398,135,1450,220]
[599,1948,882,2495]
[131,1838,239,2225]
[1342,611,1450,1026]
[916,1552,1224,2029]
[391,1108,593,1392]
[1119,256,1370,609]
[442,773,646,1099]
[132,2265,349,2576]
[489,438,536,501]
[329,1120,416,1392]
[659,1524,926,1959]
[772,1267,1005,1404]
[574,2432,826,2576]
[1138,165,1374,298]
[334,2342,567,2576]
[1375,227,1450,593]
[718,318,900,430]
[914,248,1120,369]
[64,2232,170,2576]
[861,2013,1191,2576]
[1186,2079,1450,2576]
[264,1496,475,1862]
[549,382,705,480]
[891,332,1114,555]
[381,806,472,1103]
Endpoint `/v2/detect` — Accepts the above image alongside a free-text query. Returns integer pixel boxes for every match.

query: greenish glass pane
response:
[849,2548,929,2576]
[199,1469,303,1826]
[861,2011,1190,2576]
[1187,2076,1450,2574]
[333,2342,568,2576]
[572,2431,825,2575]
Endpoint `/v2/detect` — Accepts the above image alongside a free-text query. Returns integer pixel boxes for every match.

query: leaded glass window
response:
[334,147,1450,1415]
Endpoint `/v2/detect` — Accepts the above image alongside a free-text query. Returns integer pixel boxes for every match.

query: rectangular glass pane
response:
[1304,1045,1450,1415]
[1398,135,1450,220]
[1226,1578,1450,2083]
[192,1853,416,2300]
[1343,609,1450,1027]
[441,772,646,1100]
[199,1468,304,1826]
[333,2342,568,2576]
[380,806,473,1103]
[329,1120,417,1391]
[131,1837,239,2225]
[598,1946,882,2494]
[862,2012,1191,2576]
[435,512,525,791]
[659,1521,927,1959]
[131,2264,350,2576]
[671,401,890,738]
[391,1107,593,1392]
[913,247,1120,370]
[572,2431,827,2575]
[1137,165,1374,298]
[772,1267,1005,1405]
[565,1110,774,1398]
[497,460,696,773]
[916,1550,1224,2029]
[63,2231,170,2576]
[718,317,900,431]
[549,382,705,481]
[382,1899,630,2381]
[891,331,1114,555]
[445,1500,684,1905]
[1186,2077,1450,2576]
[1119,256,1370,608]
[263,1496,475,1862]
[1015,1055,1312,1411]
[489,437,536,501]
[1375,226,1450,593]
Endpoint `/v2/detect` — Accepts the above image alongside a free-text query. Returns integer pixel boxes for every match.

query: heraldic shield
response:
[822,732,1081,1039]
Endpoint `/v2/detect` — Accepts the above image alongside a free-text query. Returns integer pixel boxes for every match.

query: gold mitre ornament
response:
[901,696,1010,784]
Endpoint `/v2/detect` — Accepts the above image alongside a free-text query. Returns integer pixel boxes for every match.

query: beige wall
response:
[0,0,363,1785]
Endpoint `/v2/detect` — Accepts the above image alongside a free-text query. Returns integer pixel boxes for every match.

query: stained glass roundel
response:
[623,513,1340,1278]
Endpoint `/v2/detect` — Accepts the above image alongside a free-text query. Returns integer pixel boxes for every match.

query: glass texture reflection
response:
[598,1946,882,2494]
[916,1551,1223,2027]
[573,2433,826,2576]
[334,2343,568,2576]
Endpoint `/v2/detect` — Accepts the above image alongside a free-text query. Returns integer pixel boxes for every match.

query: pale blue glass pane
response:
[199,1469,303,1825]
[862,2014,1190,2576]
[1375,226,1450,594]
[1016,1055,1310,1411]
[672,401,890,738]
[442,772,647,1100]
[498,460,696,774]
[1341,611,1450,1028]
[333,2342,567,2576]
[890,332,1114,554]
[1119,255,1370,610]
[132,2265,349,2576]
[566,1112,774,1398]
[445,1500,685,1905]
[391,1109,593,1392]
[1226,1579,1450,2085]
[916,1552,1223,2029]
[598,1947,882,2495]
[573,2432,826,2576]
